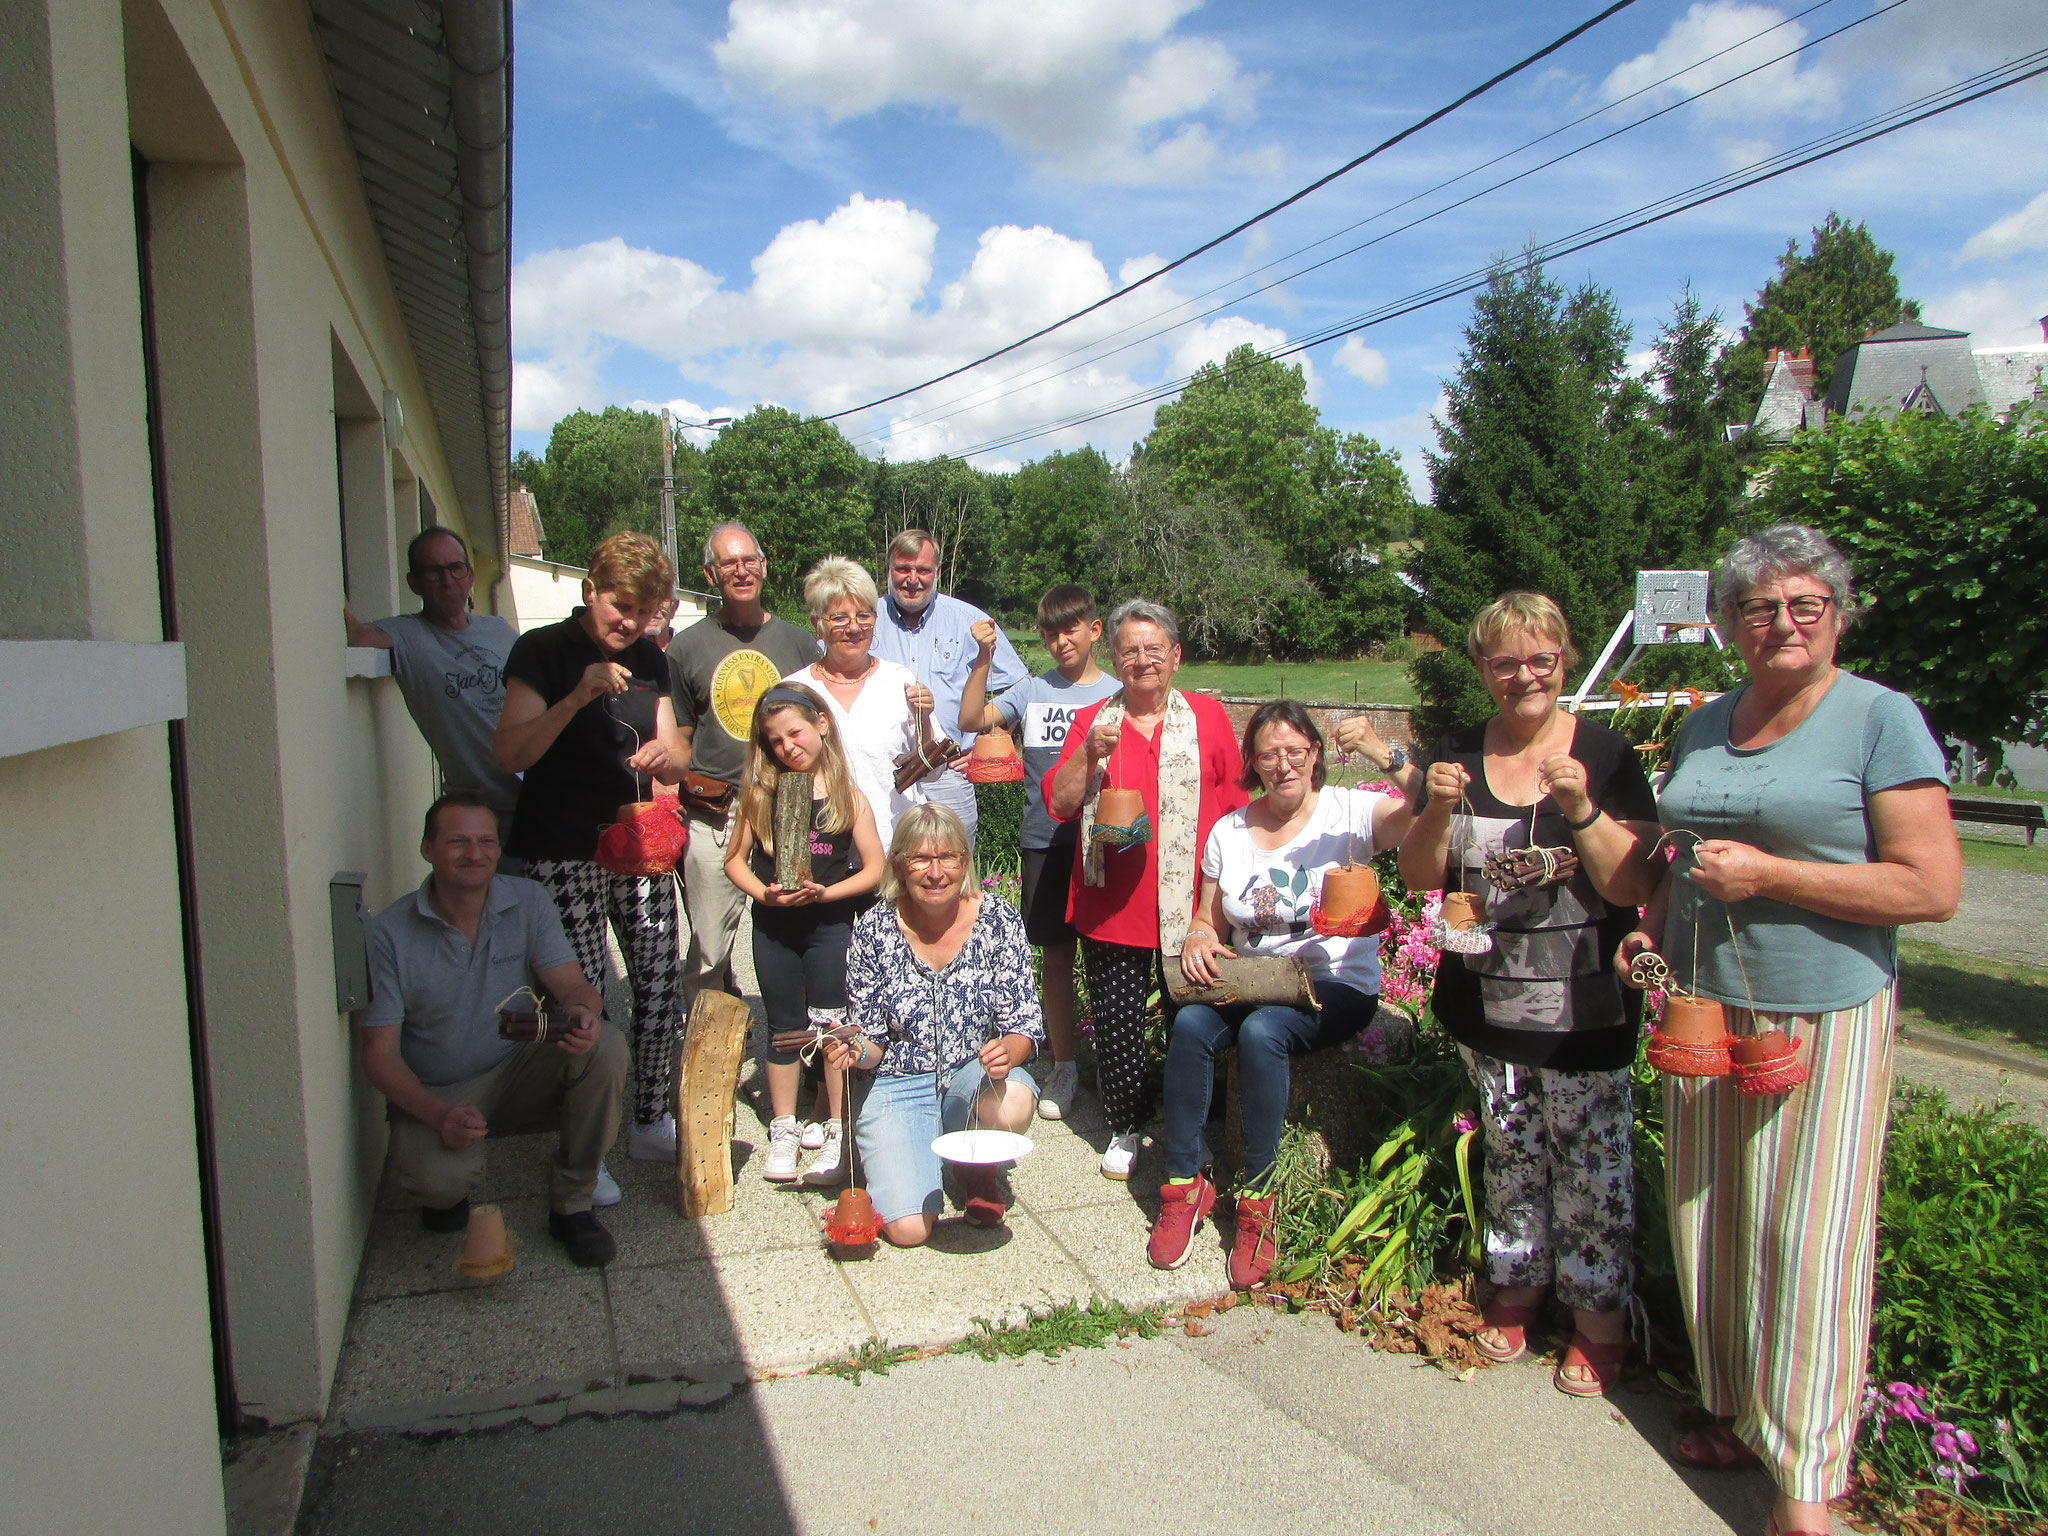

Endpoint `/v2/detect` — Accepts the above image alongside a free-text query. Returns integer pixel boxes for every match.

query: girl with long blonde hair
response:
[724,682,884,1185]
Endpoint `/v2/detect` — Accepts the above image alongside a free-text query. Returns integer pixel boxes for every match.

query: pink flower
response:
[1885,1382,1931,1424]
[1453,1112,1479,1135]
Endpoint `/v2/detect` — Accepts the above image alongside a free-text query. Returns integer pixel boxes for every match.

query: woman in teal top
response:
[1619,524,1959,1536]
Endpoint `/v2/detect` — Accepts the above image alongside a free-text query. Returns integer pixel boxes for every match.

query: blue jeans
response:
[1162,982,1379,1184]
[855,1060,1040,1224]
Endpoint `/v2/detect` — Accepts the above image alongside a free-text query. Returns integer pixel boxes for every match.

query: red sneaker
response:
[958,1165,1008,1229]
[1229,1193,1278,1289]
[1146,1174,1216,1269]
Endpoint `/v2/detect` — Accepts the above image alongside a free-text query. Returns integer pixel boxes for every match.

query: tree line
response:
[512,212,2040,762]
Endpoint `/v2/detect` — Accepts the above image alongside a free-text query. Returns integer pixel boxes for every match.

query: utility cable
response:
[815,0,1647,423]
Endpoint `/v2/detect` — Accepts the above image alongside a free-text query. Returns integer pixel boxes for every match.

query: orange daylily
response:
[1613,678,1644,704]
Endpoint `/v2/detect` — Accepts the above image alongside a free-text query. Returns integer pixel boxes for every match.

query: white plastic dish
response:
[930,1129,1035,1165]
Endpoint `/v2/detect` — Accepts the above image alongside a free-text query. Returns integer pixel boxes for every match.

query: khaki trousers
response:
[680,801,746,1006]
[389,1023,627,1214]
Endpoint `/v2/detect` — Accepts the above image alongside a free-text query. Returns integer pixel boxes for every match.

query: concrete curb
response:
[1898,1025,2048,1083]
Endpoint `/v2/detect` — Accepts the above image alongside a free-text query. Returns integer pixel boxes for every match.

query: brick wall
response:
[1197,693,1421,756]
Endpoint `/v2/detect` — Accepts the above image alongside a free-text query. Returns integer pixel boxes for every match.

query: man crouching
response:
[361,790,626,1267]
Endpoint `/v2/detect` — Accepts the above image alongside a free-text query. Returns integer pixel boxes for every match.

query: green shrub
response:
[974,781,1024,876]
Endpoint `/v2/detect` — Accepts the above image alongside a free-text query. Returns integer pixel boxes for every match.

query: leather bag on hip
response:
[680,769,735,815]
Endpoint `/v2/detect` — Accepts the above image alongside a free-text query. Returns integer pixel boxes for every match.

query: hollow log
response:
[676,988,753,1218]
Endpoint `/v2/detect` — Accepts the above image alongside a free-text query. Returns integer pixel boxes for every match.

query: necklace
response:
[816,655,879,686]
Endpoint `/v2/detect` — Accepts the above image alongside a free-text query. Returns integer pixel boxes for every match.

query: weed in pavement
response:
[951,1298,1164,1362]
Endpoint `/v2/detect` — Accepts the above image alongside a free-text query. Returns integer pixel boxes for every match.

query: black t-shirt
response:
[1417,715,1659,1071]
[747,797,867,925]
[504,612,667,862]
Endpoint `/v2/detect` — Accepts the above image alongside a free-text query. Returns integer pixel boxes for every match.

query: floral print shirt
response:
[845,897,1045,1079]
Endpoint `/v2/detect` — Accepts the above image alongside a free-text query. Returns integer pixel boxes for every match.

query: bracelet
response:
[1565,805,1603,832]
[1183,926,1215,945]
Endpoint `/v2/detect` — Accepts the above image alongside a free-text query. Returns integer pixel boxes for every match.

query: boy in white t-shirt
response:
[959,585,1121,1120]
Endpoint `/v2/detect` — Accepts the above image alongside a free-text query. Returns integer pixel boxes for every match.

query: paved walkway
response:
[1905,864,2048,970]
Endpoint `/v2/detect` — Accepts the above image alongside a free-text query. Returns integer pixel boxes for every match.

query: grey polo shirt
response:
[361,875,578,1087]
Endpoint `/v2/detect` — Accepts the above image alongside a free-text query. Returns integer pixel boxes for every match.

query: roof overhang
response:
[312,0,511,564]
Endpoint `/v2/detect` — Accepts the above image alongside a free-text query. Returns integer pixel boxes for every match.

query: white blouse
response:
[784,658,928,849]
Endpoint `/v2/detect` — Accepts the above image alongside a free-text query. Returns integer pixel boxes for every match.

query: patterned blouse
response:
[845,897,1045,1079]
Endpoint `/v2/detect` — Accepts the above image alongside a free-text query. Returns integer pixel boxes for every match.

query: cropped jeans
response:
[1162,980,1379,1186]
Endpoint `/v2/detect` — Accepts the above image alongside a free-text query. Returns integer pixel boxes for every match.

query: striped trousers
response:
[1663,984,1895,1504]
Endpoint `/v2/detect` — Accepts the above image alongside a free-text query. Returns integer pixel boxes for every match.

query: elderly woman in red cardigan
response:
[1045,599,1246,1182]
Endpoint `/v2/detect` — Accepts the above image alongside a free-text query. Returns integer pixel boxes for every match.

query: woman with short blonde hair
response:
[1400,590,1661,1396]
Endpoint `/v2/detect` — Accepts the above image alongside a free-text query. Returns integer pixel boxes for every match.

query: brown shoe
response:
[1228,1192,1278,1289]
[958,1164,1008,1229]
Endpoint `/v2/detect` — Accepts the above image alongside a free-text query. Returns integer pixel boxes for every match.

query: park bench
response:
[1950,796,2045,847]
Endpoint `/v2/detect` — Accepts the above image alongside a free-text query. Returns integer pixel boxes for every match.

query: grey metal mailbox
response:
[331,872,370,1013]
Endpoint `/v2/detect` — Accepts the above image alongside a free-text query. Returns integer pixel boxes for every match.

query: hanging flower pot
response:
[595,799,686,876]
[1311,864,1391,937]
[1731,1028,1807,1096]
[1091,786,1151,850]
[1430,889,1495,954]
[455,1203,515,1280]
[1647,994,1734,1077]
[963,726,1026,784]
[824,1185,882,1252]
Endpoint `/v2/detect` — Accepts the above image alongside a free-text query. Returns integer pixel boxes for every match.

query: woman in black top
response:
[1399,592,1660,1397]
[724,683,884,1188]
[494,532,691,1165]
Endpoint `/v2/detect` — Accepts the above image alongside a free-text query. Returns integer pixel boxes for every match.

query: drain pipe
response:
[441,0,513,608]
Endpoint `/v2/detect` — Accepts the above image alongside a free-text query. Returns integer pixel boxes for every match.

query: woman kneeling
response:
[833,805,1045,1246]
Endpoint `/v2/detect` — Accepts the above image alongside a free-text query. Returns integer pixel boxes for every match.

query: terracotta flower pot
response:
[964,726,1026,783]
[1096,786,1144,829]
[456,1203,514,1279]
[1441,890,1487,930]
[972,727,1016,761]
[595,798,685,876]
[1313,865,1391,937]
[1646,994,1734,1078]
[824,1186,881,1249]
[1731,1027,1808,1096]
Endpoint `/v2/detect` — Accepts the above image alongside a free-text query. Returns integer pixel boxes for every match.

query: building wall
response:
[0,0,496,1522]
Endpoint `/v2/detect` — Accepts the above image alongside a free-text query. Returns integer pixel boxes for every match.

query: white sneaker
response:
[592,1163,623,1207]
[628,1114,677,1162]
[764,1116,803,1182]
[1038,1060,1079,1121]
[802,1120,846,1186]
[1101,1132,1141,1181]
[800,1120,827,1151]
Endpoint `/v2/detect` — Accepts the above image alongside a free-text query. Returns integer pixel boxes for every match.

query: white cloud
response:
[1601,2,1840,121]
[1334,337,1389,388]
[1922,279,2048,348]
[1960,189,2048,264]
[512,193,1298,461]
[710,0,1269,184]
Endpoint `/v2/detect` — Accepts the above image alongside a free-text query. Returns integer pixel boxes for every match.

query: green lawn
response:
[1957,831,2048,876]
[999,631,1416,706]
[1897,937,2048,1060]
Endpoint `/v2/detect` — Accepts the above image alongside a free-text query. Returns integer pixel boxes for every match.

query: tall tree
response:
[997,446,1117,612]
[1138,344,1415,656]
[1715,212,1921,427]
[1758,404,2048,768]
[681,406,871,612]
[864,456,1003,607]
[521,406,667,569]
[1640,285,1744,569]
[1407,255,1645,733]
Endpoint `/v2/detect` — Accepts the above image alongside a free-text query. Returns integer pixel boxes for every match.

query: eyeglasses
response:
[1116,647,1173,664]
[1737,594,1833,628]
[1481,651,1561,681]
[414,560,471,581]
[903,852,965,873]
[1252,747,1317,769]
[822,611,875,632]
[712,555,765,574]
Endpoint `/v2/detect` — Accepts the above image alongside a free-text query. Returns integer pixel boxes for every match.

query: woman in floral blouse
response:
[830,804,1045,1244]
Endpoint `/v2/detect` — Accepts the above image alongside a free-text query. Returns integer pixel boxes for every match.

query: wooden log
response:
[773,771,813,890]
[676,988,753,1218]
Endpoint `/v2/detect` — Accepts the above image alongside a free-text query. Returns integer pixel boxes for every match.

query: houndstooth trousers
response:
[528,858,683,1125]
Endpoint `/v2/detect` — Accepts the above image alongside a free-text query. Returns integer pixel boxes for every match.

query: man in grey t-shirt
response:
[345,527,521,824]
[361,792,625,1267]
[665,522,819,1005]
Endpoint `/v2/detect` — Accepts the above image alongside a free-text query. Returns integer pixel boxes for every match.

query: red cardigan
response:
[1043,690,1247,949]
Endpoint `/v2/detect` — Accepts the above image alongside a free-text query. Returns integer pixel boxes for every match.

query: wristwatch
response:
[1385,747,1408,773]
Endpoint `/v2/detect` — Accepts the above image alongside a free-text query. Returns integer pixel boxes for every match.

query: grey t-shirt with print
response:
[665,614,820,786]
[373,612,522,813]
[995,669,1123,848]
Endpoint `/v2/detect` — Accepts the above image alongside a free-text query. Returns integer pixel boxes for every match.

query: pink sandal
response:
[1554,1332,1628,1397]
[1475,1298,1542,1363]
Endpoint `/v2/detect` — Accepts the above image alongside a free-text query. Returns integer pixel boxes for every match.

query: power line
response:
[850,0,1900,453]
[934,50,2048,462]
[816,0,1648,424]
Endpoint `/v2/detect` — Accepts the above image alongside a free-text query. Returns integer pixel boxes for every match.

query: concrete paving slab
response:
[836,1211,1093,1348]
[606,1248,871,1375]
[601,1178,826,1268]
[351,1197,586,1302]
[328,1274,613,1419]
[1032,1197,1233,1310]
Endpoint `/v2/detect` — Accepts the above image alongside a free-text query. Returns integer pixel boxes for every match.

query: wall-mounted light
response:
[381,389,406,450]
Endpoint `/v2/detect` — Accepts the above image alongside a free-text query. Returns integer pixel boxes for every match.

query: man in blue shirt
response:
[869,527,1027,849]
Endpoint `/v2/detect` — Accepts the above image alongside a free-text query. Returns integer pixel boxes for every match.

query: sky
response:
[507,0,2048,490]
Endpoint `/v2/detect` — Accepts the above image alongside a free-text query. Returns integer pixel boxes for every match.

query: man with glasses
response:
[665,523,820,1004]
[869,528,1028,850]
[346,527,522,842]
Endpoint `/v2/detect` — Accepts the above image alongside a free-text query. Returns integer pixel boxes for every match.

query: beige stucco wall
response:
[0,0,500,1519]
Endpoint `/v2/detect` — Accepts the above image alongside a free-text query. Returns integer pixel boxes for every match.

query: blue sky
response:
[508,0,2048,489]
